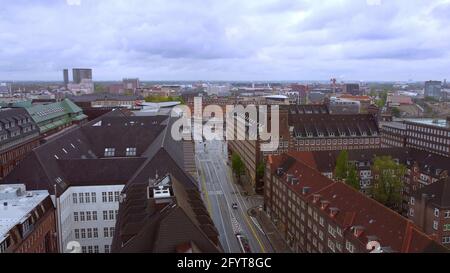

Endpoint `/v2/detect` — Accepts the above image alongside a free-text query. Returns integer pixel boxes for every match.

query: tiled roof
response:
[269,153,447,253]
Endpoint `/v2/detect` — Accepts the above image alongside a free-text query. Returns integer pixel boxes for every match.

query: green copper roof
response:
[26,99,83,124]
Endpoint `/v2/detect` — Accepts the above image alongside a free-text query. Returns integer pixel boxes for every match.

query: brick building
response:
[0,108,40,179]
[0,184,57,253]
[264,153,447,253]
[228,104,380,192]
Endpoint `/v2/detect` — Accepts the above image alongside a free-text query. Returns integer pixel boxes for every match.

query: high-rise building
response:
[122,78,140,93]
[73,68,93,84]
[63,69,69,85]
[343,83,361,96]
[424,81,442,99]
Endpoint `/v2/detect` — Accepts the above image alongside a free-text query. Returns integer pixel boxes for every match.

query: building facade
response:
[0,184,57,253]
[264,153,447,253]
[424,81,442,99]
[0,108,40,179]
[72,68,93,84]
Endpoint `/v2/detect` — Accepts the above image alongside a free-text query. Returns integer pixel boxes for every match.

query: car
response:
[232,203,238,210]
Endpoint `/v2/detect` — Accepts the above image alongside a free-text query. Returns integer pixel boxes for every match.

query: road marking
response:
[198,158,213,215]
[223,158,267,253]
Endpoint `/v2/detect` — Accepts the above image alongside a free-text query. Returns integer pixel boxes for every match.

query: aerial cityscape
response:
[1,0,450,268]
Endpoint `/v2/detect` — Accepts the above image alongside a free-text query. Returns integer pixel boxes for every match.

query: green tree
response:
[94,84,105,93]
[391,107,401,118]
[256,161,265,179]
[231,153,245,183]
[346,164,360,191]
[334,150,349,180]
[372,156,406,210]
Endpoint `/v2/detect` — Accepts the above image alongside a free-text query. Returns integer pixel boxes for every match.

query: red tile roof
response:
[268,153,447,253]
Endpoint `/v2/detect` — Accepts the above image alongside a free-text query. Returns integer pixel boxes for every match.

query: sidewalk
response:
[250,207,292,253]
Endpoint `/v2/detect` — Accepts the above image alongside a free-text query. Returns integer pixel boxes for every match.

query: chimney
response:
[147,175,174,211]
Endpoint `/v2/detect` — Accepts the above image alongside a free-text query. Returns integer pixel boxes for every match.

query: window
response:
[104,227,109,238]
[103,211,108,220]
[92,211,98,221]
[102,192,107,202]
[88,246,93,253]
[346,241,355,253]
[433,221,439,230]
[109,227,115,237]
[73,193,77,204]
[91,193,97,203]
[443,224,450,232]
[93,228,98,238]
[80,212,85,222]
[126,147,137,157]
[82,246,87,253]
[115,191,120,202]
[85,193,91,203]
[435,208,440,217]
[86,211,92,221]
[445,211,450,219]
[409,208,414,217]
[109,210,115,220]
[442,236,450,244]
[410,197,415,205]
[79,193,84,204]
[73,212,79,222]
[108,192,114,202]
[74,229,80,239]
[94,246,99,253]
[87,228,93,238]
[104,148,115,157]
[104,245,110,253]
[81,229,86,239]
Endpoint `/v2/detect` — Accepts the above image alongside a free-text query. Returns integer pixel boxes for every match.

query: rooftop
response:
[0,185,49,241]
[404,118,449,128]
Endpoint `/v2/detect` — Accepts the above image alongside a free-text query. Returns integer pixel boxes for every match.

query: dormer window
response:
[126,147,137,157]
[104,148,115,157]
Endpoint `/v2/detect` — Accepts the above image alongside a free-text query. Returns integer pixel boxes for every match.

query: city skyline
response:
[0,0,449,81]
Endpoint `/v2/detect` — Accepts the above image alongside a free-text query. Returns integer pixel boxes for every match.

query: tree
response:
[372,156,406,210]
[346,163,360,191]
[256,161,265,179]
[390,107,401,118]
[334,150,349,181]
[231,153,245,183]
[94,84,105,93]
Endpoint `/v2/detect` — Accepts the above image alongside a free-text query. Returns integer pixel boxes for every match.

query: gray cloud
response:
[0,0,449,81]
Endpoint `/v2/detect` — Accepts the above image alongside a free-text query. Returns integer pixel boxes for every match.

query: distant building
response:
[343,84,361,96]
[67,78,95,95]
[72,68,92,84]
[380,121,407,147]
[0,108,40,179]
[328,97,361,114]
[25,99,88,137]
[123,78,140,93]
[63,69,69,86]
[425,81,442,99]
[0,184,57,253]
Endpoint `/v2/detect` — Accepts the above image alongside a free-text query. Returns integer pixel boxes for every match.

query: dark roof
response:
[2,112,175,195]
[0,108,39,153]
[112,175,221,253]
[414,178,450,208]
[289,148,450,177]
[67,93,144,103]
[289,113,379,138]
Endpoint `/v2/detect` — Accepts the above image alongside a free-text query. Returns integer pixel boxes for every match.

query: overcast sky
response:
[1,0,449,81]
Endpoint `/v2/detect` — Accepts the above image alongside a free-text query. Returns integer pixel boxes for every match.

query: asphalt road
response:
[195,139,272,253]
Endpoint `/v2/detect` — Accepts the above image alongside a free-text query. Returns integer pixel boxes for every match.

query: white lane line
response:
[202,161,231,253]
